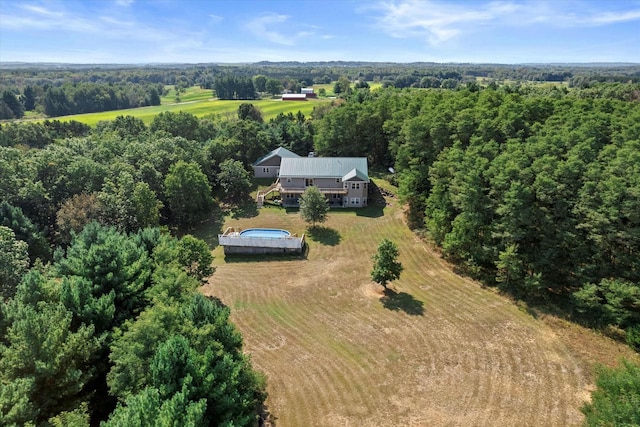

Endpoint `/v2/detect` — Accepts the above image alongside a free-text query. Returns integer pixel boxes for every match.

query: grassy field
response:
[199,180,639,427]
[313,81,383,97]
[50,86,331,126]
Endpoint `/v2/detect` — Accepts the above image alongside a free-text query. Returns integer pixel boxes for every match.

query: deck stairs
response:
[256,180,280,208]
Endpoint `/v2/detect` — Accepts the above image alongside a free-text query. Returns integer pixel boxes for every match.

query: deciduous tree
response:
[164,161,214,226]
[0,226,29,300]
[299,186,328,228]
[217,159,251,203]
[371,239,403,289]
[176,235,213,282]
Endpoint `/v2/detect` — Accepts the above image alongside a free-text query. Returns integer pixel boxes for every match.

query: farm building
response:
[253,146,300,178]
[281,93,308,101]
[301,88,317,98]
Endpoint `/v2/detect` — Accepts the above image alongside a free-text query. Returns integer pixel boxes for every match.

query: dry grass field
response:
[200,180,638,427]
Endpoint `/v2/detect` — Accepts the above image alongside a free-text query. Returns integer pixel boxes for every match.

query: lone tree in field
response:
[371,239,403,289]
[299,186,328,228]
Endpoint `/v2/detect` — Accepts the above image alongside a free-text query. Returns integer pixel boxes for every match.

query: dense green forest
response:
[1,63,639,424]
[1,62,639,118]
[0,223,265,425]
[1,83,162,119]
[0,105,315,424]
[314,83,640,343]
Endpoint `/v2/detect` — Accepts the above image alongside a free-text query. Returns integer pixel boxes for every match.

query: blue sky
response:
[0,0,638,64]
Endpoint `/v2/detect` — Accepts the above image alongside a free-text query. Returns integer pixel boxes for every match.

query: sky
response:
[0,0,639,64]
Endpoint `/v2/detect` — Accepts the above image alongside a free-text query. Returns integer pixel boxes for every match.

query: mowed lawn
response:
[53,86,331,126]
[200,182,639,427]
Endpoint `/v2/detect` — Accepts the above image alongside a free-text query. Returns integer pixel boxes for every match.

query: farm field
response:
[313,81,383,97]
[49,86,331,126]
[200,181,639,427]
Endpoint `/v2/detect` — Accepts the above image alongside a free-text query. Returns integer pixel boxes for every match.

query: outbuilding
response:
[281,93,308,101]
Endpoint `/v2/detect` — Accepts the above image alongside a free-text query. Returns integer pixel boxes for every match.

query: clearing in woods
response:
[200,179,638,427]
[43,86,331,126]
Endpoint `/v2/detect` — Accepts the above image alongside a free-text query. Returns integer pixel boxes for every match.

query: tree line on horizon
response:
[2,62,639,118]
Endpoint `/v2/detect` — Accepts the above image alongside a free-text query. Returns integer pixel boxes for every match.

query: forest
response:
[1,62,639,118]
[0,105,313,425]
[0,62,639,425]
[314,83,640,343]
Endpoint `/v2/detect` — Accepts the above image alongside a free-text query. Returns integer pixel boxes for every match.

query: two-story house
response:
[277,156,369,208]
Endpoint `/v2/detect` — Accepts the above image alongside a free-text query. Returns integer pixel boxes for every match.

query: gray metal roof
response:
[279,157,369,181]
[253,146,300,166]
[342,167,369,182]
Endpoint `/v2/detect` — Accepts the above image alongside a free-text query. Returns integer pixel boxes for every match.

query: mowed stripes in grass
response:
[201,183,638,427]
[54,95,330,127]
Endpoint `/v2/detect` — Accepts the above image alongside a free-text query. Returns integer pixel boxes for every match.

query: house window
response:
[351,198,360,205]
[287,178,292,183]
[343,197,348,205]
[305,178,314,187]
[351,183,360,190]
[263,167,269,173]
[336,178,341,183]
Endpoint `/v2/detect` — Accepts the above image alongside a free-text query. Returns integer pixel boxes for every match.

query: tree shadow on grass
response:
[380,288,424,316]
[259,403,278,427]
[355,204,384,218]
[306,226,341,246]
[176,205,226,249]
[229,197,259,219]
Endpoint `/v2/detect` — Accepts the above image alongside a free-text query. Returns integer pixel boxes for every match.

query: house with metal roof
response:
[252,146,300,178]
[277,157,369,208]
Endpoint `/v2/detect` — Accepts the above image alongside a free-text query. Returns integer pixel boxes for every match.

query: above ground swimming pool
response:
[239,228,291,239]
[218,227,304,254]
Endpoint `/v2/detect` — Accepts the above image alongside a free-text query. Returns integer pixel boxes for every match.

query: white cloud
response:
[575,9,640,25]
[209,14,223,24]
[368,0,640,45]
[244,13,293,45]
[1,3,183,43]
[18,4,64,17]
[369,0,522,45]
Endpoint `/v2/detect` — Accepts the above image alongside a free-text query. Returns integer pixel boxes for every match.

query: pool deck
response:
[218,227,305,254]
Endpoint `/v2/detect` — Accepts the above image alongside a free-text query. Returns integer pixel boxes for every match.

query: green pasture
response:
[312,81,382,97]
[161,85,213,103]
[28,82,381,127]
[46,86,328,126]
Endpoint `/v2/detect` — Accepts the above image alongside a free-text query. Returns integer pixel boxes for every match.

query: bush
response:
[626,325,640,353]
[582,360,640,426]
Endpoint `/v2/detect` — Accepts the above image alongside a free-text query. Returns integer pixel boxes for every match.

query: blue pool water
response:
[239,228,291,239]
